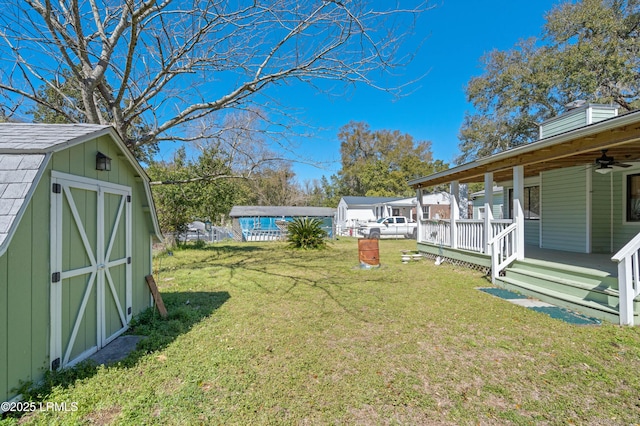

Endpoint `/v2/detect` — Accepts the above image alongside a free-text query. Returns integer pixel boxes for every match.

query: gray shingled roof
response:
[0,123,110,152]
[0,154,45,247]
[341,196,404,206]
[0,124,111,250]
[229,206,335,218]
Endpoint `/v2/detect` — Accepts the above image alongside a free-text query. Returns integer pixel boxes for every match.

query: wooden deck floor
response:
[524,245,617,276]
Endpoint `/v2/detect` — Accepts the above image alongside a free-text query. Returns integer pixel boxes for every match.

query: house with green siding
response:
[470,187,504,220]
[0,124,162,405]
[409,103,640,325]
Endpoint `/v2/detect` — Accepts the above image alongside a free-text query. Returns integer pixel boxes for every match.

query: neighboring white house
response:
[337,194,453,236]
[373,192,452,222]
[419,192,452,220]
[336,196,404,236]
[373,197,416,220]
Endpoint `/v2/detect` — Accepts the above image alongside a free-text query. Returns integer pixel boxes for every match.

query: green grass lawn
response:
[6,238,640,425]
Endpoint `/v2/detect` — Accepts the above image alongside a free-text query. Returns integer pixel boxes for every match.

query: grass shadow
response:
[6,291,229,416]
[126,290,230,357]
[164,242,269,254]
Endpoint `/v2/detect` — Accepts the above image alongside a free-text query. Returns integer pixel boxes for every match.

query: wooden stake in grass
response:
[145,275,168,318]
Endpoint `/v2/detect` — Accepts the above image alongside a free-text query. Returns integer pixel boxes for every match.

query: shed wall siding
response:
[0,134,154,403]
[0,254,6,401]
[0,162,51,402]
[540,166,587,252]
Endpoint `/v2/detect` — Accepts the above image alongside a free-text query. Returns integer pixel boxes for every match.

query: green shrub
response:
[287,217,327,249]
[190,239,207,249]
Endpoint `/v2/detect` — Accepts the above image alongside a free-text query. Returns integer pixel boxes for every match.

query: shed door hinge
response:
[127,307,132,315]
[126,195,131,202]
[51,272,61,283]
[51,358,60,371]
[52,183,61,194]
[127,257,132,264]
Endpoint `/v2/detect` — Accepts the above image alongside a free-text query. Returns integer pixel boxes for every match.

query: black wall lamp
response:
[96,152,112,171]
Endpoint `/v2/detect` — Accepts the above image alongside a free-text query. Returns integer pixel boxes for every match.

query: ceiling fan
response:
[594,149,632,174]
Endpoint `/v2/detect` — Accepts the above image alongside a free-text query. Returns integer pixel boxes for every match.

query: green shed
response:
[0,124,162,404]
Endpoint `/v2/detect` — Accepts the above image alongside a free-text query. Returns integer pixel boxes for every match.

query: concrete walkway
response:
[89,335,145,365]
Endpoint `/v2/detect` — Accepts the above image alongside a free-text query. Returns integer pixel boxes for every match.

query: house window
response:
[392,208,400,216]
[508,186,540,219]
[422,205,430,219]
[627,173,640,222]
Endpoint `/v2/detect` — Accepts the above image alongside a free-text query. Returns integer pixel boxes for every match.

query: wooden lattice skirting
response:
[420,251,491,275]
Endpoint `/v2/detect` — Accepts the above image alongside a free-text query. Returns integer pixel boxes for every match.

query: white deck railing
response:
[490,219,512,237]
[612,231,640,326]
[456,219,484,252]
[488,223,518,284]
[420,218,513,254]
[421,219,451,246]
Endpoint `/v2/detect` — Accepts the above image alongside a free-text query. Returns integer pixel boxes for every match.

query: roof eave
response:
[409,110,640,188]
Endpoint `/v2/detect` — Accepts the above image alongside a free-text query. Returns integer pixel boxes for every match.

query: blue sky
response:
[281,0,562,184]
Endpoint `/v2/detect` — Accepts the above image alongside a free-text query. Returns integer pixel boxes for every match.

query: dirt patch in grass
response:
[83,406,121,425]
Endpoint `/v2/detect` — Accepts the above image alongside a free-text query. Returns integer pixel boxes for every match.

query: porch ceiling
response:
[410,111,640,188]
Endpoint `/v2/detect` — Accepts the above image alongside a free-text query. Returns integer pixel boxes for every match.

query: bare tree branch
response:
[0,0,429,153]
[149,174,246,186]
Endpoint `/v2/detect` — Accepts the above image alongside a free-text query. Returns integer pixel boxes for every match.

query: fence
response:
[177,226,233,243]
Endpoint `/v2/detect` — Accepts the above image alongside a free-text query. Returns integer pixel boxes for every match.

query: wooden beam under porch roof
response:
[409,111,640,188]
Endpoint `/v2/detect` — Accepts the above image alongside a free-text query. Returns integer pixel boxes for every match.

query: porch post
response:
[416,187,423,242]
[513,166,525,260]
[450,181,459,249]
[617,261,634,326]
[484,172,495,254]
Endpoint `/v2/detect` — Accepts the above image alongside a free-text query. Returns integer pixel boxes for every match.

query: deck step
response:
[505,267,621,308]
[497,257,640,324]
[496,276,623,324]
[509,258,618,289]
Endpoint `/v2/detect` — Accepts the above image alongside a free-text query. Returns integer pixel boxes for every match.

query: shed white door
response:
[50,172,132,369]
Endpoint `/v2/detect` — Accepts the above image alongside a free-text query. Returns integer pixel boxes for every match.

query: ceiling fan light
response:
[595,165,613,174]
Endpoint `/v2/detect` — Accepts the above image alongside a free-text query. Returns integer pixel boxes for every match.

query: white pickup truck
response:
[358,216,418,239]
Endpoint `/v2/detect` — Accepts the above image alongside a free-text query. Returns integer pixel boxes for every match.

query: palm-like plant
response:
[287,217,328,249]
